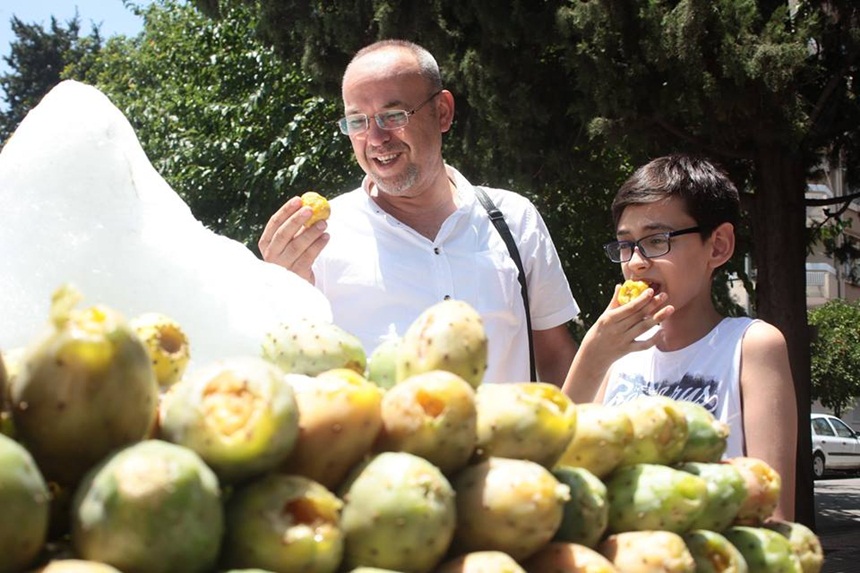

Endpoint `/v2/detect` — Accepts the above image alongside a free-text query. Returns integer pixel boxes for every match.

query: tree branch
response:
[805,190,860,206]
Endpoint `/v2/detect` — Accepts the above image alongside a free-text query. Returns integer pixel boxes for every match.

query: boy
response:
[562,153,797,520]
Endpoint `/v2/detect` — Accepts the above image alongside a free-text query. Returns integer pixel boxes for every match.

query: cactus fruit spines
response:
[675,401,729,463]
[676,461,747,532]
[551,466,609,548]
[262,317,367,376]
[726,456,781,525]
[764,520,824,573]
[617,395,689,466]
[557,402,634,478]
[396,299,488,388]
[599,530,696,573]
[523,542,619,572]
[683,529,749,573]
[723,526,803,573]
[366,335,402,390]
[129,312,191,388]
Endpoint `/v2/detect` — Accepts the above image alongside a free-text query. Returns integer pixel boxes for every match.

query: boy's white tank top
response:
[603,316,756,458]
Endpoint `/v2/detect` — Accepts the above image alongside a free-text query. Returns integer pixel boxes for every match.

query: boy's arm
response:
[533,324,579,387]
[740,320,798,522]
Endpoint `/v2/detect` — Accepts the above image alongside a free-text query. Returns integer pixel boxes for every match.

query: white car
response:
[811,413,860,479]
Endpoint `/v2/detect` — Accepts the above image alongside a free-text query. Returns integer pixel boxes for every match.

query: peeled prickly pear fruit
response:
[452,457,570,561]
[600,530,696,572]
[300,191,331,227]
[339,451,456,573]
[552,466,609,548]
[605,463,708,534]
[10,285,158,485]
[0,433,50,573]
[282,369,383,489]
[675,401,729,463]
[129,312,191,388]
[556,402,633,478]
[34,560,123,573]
[523,542,619,572]
[676,461,747,531]
[396,299,488,388]
[374,370,477,474]
[683,529,749,573]
[474,382,577,468]
[723,526,803,572]
[764,520,824,573]
[366,335,401,390]
[726,456,781,525]
[159,356,300,484]
[222,473,343,573]
[71,439,224,573]
[436,550,526,572]
[616,395,689,466]
[262,317,366,376]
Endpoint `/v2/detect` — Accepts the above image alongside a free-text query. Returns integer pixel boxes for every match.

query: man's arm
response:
[533,324,579,387]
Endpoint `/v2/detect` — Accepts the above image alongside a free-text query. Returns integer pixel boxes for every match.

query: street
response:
[815,475,860,573]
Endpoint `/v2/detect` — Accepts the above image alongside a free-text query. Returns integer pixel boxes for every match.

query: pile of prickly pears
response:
[0,291,823,573]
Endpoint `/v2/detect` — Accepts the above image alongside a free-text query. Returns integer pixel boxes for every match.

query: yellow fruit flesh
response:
[301,191,330,228]
[617,279,649,305]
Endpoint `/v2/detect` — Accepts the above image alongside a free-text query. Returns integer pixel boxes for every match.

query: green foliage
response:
[808,299,860,416]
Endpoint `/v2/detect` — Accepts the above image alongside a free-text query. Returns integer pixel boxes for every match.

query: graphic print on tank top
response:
[603,372,721,415]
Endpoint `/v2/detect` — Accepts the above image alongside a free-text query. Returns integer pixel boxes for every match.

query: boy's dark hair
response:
[611,154,741,235]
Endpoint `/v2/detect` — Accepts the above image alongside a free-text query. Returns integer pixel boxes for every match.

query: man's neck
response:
[370,176,459,240]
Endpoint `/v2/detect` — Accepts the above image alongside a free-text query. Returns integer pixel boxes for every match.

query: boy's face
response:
[615,197,715,310]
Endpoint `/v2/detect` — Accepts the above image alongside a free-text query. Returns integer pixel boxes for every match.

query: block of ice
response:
[0,80,332,369]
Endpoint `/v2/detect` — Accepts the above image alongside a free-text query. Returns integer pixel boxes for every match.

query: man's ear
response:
[439,90,455,133]
[709,222,735,268]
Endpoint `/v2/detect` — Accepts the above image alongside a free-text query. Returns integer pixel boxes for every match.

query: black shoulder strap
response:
[474,186,536,381]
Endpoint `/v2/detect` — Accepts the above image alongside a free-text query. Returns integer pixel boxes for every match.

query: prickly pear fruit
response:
[436,550,526,572]
[474,382,577,468]
[222,473,343,573]
[726,456,781,525]
[524,542,619,572]
[339,451,456,573]
[452,456,570,561]
[10,284,158,485]
[615,395,688,466]
[675,401,729,462]
[676,461,747,531]
[262,317,366,376]
[282,369,383,489]
[396,299,488,388]
[71,439,224,573]
[374,370,477,474]
[129,312,191,388]
[35,560,123,573]
[605,463,708,534]
[617,279,649,305]
[557,402,633,478]
[0,351,12,438]
[366,335,402,390]
[0,433,50,573]
[600,530,696,572]
[683,529,749,573]
[552,465,609,548]
[159,356,300,484]
[764,520,824,573]
[301,191,331,227]
[723,526,803,572]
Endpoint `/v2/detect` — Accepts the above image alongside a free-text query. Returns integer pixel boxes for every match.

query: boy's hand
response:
[258,196,330,283]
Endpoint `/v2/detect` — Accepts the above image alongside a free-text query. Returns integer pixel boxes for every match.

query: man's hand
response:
[258,196,330,283]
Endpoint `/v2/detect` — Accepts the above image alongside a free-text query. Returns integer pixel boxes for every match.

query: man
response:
[259,39,578,385]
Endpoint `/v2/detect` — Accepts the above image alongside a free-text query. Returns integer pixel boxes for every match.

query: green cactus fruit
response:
[396,299,488,388]
[71,439,224,573]
[600,531,696,572]
[436,550,526,572]
[726,456,782,525]
[374,370,477,474]
[159,356,300,484]
[723,526,803,572]
[474,382,577,468]
[339,451,456,573]
[10,285,159,486]
[222,473,343,573]
[556,402,633,478]
[262,317,367,376]
[764,520,824,573]
[551,465,609,548]
[605,463,708,534]
[683,529,749,573]
[129,312,191,388]
[366,335,402,390]
[617,395,689,466]
[677,461,748,531]
[0,351,13,439]
[282,369,383,489]
[675,401,729,463]
[35,560,124,573]
[523,542,619,572]
[452,456,570,561]
[0,433,50,573]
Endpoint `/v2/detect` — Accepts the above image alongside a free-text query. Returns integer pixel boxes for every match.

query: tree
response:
[809,299,860,417]
[0,14,102,143]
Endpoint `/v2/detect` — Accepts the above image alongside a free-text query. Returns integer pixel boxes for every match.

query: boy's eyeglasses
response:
[603,226,702,263]
[337,90,443,136]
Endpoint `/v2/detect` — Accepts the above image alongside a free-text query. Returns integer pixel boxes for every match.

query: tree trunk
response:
[751,147,815,528]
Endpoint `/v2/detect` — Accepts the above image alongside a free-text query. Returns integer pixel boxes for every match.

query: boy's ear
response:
[708,222,735,268]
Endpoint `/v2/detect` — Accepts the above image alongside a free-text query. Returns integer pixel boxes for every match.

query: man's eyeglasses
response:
[603,226,702,263]
[337,90,443,136]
